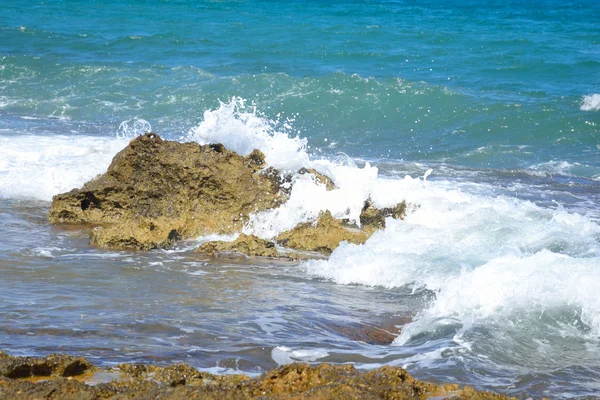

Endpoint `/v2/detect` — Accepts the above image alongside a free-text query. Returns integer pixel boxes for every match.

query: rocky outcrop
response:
[359,199,407,230]
[275,211,370,255]
[0,352,514,399]
[49,133,285,250]
[196,234,279,258]
[49,133,409,253]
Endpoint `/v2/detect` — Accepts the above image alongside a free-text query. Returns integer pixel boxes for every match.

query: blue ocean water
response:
[1,0,600,397]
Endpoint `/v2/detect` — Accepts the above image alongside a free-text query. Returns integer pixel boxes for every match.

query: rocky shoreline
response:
[32,135,515,399]
[0,352,512,399]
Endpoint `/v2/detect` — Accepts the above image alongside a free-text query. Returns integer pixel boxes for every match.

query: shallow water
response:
[2,0,600,398]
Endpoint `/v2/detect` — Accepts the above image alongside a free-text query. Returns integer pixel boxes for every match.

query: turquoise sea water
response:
[1,1,600,397]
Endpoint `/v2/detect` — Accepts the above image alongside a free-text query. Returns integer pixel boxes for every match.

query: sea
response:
[1,0,599,397]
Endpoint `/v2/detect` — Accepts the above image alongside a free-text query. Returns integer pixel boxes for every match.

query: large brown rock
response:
[49,133,285,249]
[275,211,370,255]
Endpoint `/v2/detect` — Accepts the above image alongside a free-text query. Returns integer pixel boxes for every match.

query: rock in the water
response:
[49,133,285,249]
[89,219,182,251]
[298,167,335,190]
[276,211,370,255]
[196,233,279,258]
[359,199,407,230]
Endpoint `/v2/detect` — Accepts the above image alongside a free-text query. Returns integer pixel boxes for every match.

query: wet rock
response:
[89,218,183,250]
[252,363,511,399]
[328,323,397,345]
[196,233,280,258]
[49,133,285,250]
[0,352,93,379]
[275,210,370,255]
[0,351,515,399]
[298,167,335,190]
[360,199,407,230]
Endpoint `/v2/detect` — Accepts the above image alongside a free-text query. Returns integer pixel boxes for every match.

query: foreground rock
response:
[0,352,513,399]
[49,134,285,250]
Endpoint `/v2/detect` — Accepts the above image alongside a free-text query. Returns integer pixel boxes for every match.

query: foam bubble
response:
[581,94,600,111]
[244,163,380,238]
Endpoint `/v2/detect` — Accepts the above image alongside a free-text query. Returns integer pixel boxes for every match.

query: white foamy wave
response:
[0,135,129,201]
[244,163,382,238]
[394,250,600,344]
[187,97,310,171]
[581,94,600,111]
[186,96,391,236]
[529,160,600,179]
[302,176,600,339]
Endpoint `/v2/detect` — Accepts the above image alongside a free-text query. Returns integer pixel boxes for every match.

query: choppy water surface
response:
[1,0,600,398]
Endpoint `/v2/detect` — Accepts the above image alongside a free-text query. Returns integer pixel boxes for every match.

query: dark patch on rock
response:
[245,149,267,170]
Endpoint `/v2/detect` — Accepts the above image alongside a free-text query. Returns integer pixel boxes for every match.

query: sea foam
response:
[302,175,600,343]
[187,98,310,172]
[0,135,130,201]
[580,94,600,111]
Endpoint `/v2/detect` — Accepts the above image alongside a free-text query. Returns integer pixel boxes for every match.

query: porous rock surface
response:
[360,199,407,229]
[0,352,513,399]
[49,133,285,250]
[275,210,370,255]
[274,200,407,256]
[49,133,409,254]
[196,233,280,258]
